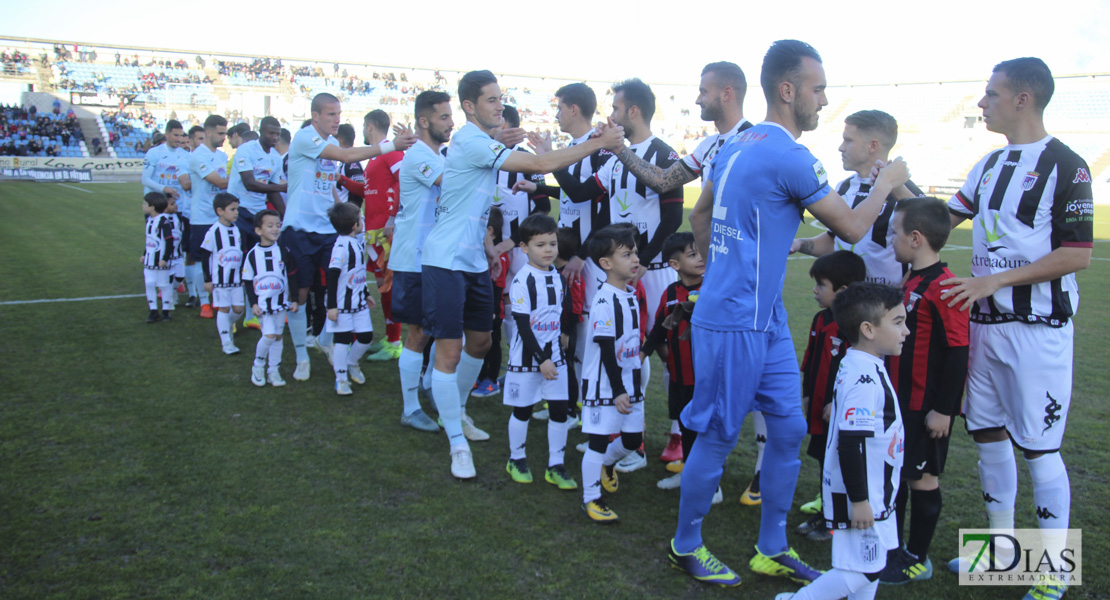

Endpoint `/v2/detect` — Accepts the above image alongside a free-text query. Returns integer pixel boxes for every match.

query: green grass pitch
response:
[1,181,1107,598]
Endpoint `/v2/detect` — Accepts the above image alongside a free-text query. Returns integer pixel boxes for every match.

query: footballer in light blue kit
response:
[418,70,624,482]
[390,90,454,434]
[668,40,910,588]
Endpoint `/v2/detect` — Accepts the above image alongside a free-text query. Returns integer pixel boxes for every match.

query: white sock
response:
[317,329,333,349]
[268,338,283,368]
[230,308,243,323]
[332,343,350,381]
[508,415,528,460]
[582,449,603,503]
[455,350,485,412]
[144,277,158,309]
[185,263,200,298]
[159,285,175,311]
[977,440,1018,524]
[287,309,309,363]
[753,410,767,473]
[1025,453,1070,529]
[790,568,874,600]
[548,418,569,467]
[254,335,275,367]
[348,337,372,364]
[669,419,681,435]
[399,348,424,416]
[602,437,632,467]
[431,369,466,447]
[422,342,436,391]
[217,311,232,346]
[976,440,1017,564]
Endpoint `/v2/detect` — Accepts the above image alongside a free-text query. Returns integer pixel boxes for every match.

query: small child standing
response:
[777,282,907,600]
[879,197,969,584]
[325,202,376,396]
[579,225,645,524]
[242,209,299,387]
[141,192,175,323]
[164,196,186,307]
[503,214,577,490]
[795,250,868,541]
[641,232,705,491]
[199,192,245,354]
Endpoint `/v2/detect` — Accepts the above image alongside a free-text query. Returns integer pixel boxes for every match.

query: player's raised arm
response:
[500,122,624,175]
[807,158,909,243]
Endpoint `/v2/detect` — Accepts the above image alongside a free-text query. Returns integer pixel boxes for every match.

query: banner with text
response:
[0,167,94,182]
[0,156,144,175]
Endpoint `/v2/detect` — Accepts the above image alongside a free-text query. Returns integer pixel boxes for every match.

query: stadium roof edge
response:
[4,35,1109,88]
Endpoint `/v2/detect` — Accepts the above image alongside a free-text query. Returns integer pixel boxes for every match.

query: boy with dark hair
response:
[243,209,298,387]
[199,192,245,354]
[794,250,867,540]
[504,214,576,490]
[776,282,907,600]
[641,232,709,493]
[879,197,968,584]
[326,202,376,396]
[579,225,644,523]
[141,192,175,323]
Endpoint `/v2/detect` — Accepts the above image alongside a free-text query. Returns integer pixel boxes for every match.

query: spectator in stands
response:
[91,137,102,155]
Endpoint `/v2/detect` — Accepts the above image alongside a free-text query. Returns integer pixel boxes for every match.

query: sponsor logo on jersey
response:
[856,374,875,385]
[418,162,432,177]
[712,222,744,241]
[888,426,904,459]
[254,274,286,295]
[829,336,842,357]
[905,291,921,313]
[312,136,322,146]
[978,171,992,191]
[489,142,506,154]
[217,248,242,267]
[1073,167,1091,183]
[1021,171,1039,191]
[845,406,873,419]
[346,270,367,289]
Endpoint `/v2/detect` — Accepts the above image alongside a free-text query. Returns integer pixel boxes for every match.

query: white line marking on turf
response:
[0,293,144,306]
[57,183,94,194]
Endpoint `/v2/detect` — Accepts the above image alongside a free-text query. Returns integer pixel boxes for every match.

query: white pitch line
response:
[57,183,94,194]
[0,293,144,306]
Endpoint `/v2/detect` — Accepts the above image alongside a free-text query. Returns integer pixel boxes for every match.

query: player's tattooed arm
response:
[796,238,815,255]
[616,146,697,194]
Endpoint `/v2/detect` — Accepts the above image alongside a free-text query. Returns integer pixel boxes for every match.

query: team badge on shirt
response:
[419,163,432,177]
[1021,171,1040,191]
[489,142,506,154]
[312,136,323,146]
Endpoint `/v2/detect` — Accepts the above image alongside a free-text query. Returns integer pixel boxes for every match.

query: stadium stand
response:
[0,104,87,157]
[0,38,1106,191]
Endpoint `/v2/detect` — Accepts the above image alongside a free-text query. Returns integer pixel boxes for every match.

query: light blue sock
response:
[455,350,485,411]
[432,369,465,447]
[287,309,309,363]
[674,423,736,553]
[755,411,806,555]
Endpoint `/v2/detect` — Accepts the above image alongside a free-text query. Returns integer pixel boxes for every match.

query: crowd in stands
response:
[1,49,32,75]
[219,58,283,82]
[0,103,84,157]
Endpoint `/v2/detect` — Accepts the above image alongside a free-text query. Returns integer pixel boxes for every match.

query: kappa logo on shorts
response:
[1043,391,1062,433]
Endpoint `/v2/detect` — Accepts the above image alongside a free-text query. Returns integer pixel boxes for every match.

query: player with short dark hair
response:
[228,116,287,249]
[391,90,454,433]
[671,39,909,588]
[199,192,245,355]
[940,58,1091,600]
[141,191,175,323]
[421,70,624,480]
[188,115,230,319]
[243,208,297,388]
